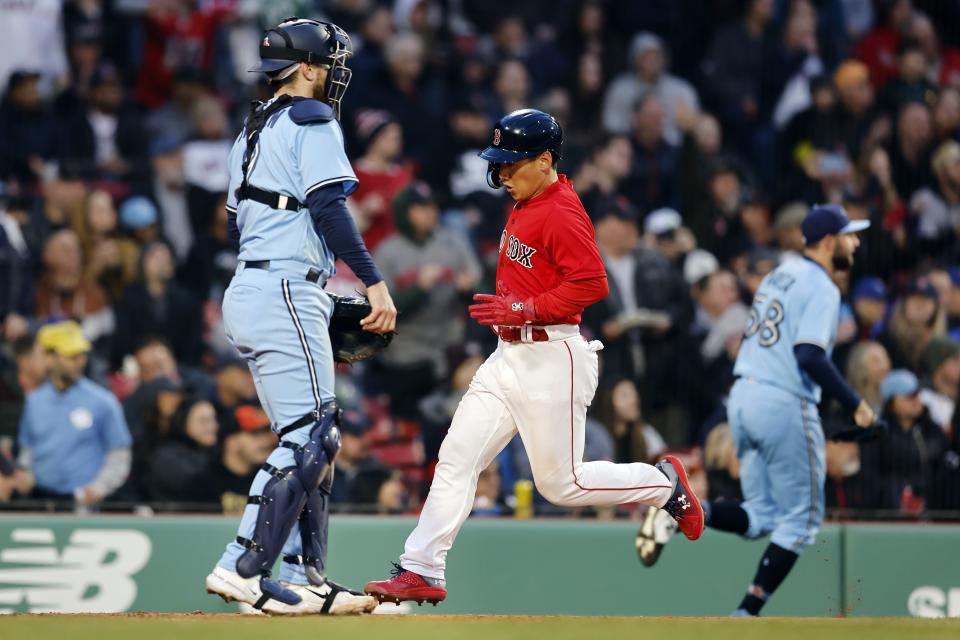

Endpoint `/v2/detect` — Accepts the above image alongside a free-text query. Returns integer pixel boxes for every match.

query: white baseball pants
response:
[399,327,672,580]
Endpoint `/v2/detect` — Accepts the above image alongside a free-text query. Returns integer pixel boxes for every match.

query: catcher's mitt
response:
[328,293,395,364]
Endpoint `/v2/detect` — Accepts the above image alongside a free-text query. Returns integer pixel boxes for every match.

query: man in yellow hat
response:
[15,321,132,508]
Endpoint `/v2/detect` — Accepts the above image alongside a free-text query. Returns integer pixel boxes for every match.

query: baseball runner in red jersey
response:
[364,110,703,605]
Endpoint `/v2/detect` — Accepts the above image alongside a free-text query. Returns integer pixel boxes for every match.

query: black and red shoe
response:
[655,455,705,541]
[364,563,447,606]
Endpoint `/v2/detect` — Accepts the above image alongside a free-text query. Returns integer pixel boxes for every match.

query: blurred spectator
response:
[906,12,960,89]
[846,340,893,413]
[35,229,115,345]
[146,67,210,150]
[582,200,643,381]
[850,277,888,339]
[769,1,824,130]
[472,460,505,516]
[932,87,960,145]
[181,193,236,303]
[350,110,414,252]
[0,334,44,441]
[678,110,725,229]
[349,6,394,81]
[17,321,131,506]
[878,276,942,369]
[372,182,480,419]
[149,397,218,503]
[854,0,913,89]
[118,374,185,502]
[134,0,233,109]
[0,191,34,336]
[591,378,666,465]
[601,32,699,145]
[566,52,606,140]
[772,201,807,260]
[211,360,257,427]
[112,240,203,369]
[824,439,882,513]
[701,0,775,149]
[691,269,748,418]
[833,59,883,165]
[909,140,960,252]
[358,32,446,188]
[574,134,633,217]
[917,337,960,433]
[0,71,58,184]
[58,63,148,183]
[182,97,231,239]
[198,403,276,513]
[888,101,934,200]
[78,189,140,302]
[119,195,164,247]
[621,95,679,213]
[703,423,741,501]
[878,39,937,116]
[0,0,68,96]
[875,368,951,514]
[946,268,960,338]
[329,416,394,508]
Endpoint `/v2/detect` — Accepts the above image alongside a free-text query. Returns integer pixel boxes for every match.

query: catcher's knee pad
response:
[283,486,331,585]
[291,400,341,491]
[235,463,310,579]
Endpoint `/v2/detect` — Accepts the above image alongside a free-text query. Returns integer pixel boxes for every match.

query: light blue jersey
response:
[734,257,840,403]
[225,97,358,277]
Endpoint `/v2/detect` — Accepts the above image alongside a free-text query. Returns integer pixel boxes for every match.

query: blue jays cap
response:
[852,276,887,302]
[801,204,870,246]
[880,369,919,403]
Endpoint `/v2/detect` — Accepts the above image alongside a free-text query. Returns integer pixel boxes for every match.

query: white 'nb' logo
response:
[0,528,152,613]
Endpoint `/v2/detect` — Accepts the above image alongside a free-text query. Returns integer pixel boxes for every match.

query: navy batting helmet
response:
[251,17,353,118]
[479,109,563,188]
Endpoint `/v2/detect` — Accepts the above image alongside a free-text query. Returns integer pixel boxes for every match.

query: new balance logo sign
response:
[504,235,536,269]
[0,528,152,613]
[511,302,524,312]
[678,494,690,510]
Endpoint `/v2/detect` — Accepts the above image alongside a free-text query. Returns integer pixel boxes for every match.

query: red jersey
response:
[495,175,607,325]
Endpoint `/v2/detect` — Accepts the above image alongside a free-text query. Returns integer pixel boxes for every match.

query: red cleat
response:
[364,563,448,606]
[655,455,705,541]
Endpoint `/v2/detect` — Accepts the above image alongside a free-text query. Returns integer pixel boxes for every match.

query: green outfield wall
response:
[0,515,956,617]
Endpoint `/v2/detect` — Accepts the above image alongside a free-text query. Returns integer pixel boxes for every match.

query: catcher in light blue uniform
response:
[204,17,396,615]
[638,204,883,616]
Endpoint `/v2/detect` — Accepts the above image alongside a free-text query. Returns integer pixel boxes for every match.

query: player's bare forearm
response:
[361,280,397,334]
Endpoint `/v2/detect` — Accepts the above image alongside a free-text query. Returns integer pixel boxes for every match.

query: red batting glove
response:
[468,293,537,326]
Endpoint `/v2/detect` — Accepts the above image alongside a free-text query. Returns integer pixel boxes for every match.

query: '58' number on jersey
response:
[745,294,784,347]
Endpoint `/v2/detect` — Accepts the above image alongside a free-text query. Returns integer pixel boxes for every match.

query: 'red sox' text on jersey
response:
[494,175,607,326]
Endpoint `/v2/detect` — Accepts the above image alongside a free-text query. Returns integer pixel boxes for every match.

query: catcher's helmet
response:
[478,109,563,188]
[251,17,353,118]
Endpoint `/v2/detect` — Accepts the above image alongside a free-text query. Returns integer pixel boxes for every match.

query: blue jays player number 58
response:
[639,204,878,617]
[203,17,396,615]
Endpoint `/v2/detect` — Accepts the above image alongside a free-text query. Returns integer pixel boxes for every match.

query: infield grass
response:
[0,614,957,640]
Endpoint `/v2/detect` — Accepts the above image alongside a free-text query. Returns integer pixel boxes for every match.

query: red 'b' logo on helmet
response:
[493,128,501,146]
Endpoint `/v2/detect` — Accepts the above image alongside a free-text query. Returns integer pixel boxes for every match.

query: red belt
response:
[497,326,549,342]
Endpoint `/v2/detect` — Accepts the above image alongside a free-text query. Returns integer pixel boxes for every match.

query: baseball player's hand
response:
[361,281,397,334]
[468,292,536,326]
[853,400,875,428]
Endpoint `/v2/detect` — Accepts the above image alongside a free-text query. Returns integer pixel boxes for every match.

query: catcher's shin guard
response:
[236,402,341,579]
[284,467,334,585]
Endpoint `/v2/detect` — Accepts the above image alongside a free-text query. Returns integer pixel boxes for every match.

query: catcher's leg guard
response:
[235,401,340,580]
[282,464,335,585]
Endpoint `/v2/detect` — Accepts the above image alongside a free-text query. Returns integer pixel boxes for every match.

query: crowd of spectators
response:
[1,0,959,519]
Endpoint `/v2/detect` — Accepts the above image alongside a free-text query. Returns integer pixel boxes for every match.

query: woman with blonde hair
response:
[879,277,946,370]
[846,341,893,413]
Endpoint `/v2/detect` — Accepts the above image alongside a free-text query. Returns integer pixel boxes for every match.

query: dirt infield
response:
[0,613,958,640]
